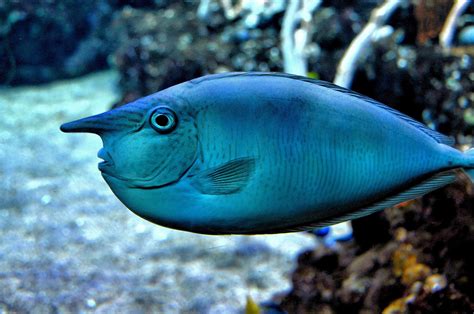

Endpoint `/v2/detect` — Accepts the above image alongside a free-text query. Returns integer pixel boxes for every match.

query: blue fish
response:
[60,72,474,234]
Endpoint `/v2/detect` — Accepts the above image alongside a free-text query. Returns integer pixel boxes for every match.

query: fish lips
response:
[95,148,164,187]
[97,148,115,172]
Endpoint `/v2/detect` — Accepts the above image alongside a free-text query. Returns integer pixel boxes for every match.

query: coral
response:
[401,263,431,286]
[109,1,381,105]
[382,297,407,314]
[414,0,452,44]
[392,243,417,277]
[424,274,448,293]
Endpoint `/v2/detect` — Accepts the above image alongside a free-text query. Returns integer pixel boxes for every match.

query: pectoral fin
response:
[191,157,256,195]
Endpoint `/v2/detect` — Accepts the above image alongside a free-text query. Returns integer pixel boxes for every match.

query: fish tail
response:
[464,148,474,183]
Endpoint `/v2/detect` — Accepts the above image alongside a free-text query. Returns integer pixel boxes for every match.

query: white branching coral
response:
[280,0,322,76]
[439,0,472,50]
[334,0,406,88]
[198,0,286,28]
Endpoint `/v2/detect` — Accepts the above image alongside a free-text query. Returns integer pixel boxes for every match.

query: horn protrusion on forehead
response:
[60,108,144,134]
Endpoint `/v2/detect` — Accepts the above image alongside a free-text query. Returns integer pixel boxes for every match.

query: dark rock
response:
[0,0,115,85]
[351,212,391,251]
[110,3,287,105]
[110,4,211,102]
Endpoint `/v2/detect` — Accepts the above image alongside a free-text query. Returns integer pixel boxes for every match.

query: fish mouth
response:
[96,148,171,186]
[97,148,115,172]
[99,152,198,190]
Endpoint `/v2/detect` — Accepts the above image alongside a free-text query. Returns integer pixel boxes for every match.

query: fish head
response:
[60,96,198,189]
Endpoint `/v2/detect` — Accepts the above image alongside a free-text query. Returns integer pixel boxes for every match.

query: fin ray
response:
[465,169,474,183]
[191,157,256,195]
[464,148,474,183]
[262,170,458,234]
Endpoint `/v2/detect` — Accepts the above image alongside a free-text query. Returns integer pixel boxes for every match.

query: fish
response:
[60,72,474,235]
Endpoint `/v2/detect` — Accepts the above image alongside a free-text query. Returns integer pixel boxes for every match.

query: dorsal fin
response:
[261,170,458,234]
[190,72,454,146]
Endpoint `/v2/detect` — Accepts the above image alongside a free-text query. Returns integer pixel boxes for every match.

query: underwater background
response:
[1,0,473,313]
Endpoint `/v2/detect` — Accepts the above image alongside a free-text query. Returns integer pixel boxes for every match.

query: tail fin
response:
[464,148,474,183]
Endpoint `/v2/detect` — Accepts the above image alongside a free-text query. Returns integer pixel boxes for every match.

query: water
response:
[1,1,473,313]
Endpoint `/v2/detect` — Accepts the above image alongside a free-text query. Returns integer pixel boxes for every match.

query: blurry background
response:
[0,0,473,313]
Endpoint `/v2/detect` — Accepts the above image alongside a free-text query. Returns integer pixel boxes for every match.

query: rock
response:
[0,0,115,85]
[351,212,391,251]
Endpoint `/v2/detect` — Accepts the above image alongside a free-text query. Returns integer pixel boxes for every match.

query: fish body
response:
[61,72,474,234]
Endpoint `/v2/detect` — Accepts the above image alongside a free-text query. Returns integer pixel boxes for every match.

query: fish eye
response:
[150,107,177,133]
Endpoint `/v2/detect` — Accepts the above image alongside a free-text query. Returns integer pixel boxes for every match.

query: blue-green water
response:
[1,1,473,313]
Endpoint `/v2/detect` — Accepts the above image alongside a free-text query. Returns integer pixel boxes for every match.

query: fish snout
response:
[60,108,143,134]
[60,112,112,134]
[60,112,118,135]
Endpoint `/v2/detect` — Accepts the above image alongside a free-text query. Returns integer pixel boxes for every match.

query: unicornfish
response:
[60,72,474,234]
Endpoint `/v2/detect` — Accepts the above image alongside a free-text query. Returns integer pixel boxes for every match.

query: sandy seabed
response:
[0,71,315,313]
